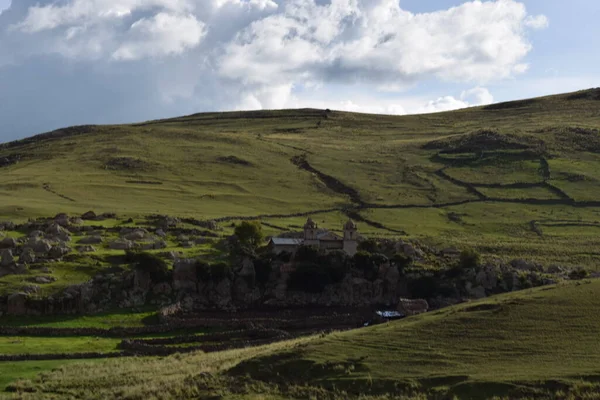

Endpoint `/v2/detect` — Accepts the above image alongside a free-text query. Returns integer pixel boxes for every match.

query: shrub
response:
[391,253,413,273]
[288,262,331,293]
[353,251,387,281]
[195,261,211,282]
[294,245,320,264]
[569,268,589,280]
[358,239,379,254]
[409,275,439,299]
[459,248,481,270]
[194,261,232,282]
[319,250,350,283]
[234,221,264,248]
[130,252,170,282]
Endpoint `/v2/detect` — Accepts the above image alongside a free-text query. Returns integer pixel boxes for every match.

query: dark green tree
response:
[234,221,264,248]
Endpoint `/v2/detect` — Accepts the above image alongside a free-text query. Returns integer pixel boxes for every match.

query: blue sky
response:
[0,0,598,140]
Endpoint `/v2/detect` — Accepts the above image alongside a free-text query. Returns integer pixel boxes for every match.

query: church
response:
[268,217,360,256]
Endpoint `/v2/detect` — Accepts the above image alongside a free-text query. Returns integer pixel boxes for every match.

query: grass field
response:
[0,90,598,270]
[4,280,600,399]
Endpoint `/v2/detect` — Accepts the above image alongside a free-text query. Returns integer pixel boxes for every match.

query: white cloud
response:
[112,13,206,60]
[0,0,550,138]
[525,15,549,29]
[418,87,494,114]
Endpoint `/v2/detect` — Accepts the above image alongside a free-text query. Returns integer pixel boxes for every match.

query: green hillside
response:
[1,88,600,267]
[9,280,600,399]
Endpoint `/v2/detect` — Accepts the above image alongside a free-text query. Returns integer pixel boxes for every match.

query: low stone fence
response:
[0,352,127,362]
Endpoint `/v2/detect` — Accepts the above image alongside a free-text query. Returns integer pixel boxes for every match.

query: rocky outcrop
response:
[397,298,429,316]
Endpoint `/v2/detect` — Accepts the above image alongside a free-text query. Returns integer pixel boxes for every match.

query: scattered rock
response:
[0,221,16,230]
[77,245,96,253]
[1,249,15,267]
[20,248,36,264]
[79,235,103,245]
[155,229,167,238]
[109,239,135,250]
[54,213,70,227]
[0,237,17,249]
[27,238,53,254]
[31,276,57,284]
[49,244,71,259]
[124,229,147,241]
[81,211,97,220]
[28,230,44,239]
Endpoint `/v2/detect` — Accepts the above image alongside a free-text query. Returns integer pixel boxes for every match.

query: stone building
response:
[268,217,360,256]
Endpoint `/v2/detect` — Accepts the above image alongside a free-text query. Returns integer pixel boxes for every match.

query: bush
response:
[391,253,412,273]
[130,252,170,282]
[195,261,232,282]
[409,275,439,299]
[294,246,320,264]
[352,251,387,281]
[459,248,481,270]
[358,239,379,254]
[234,221,264,249]
[319,250,350,283]
[569,268,589,280]
[288,262,331,293]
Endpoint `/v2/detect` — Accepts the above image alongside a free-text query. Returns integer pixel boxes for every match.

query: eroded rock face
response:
[7,293,27,315]
[173,259,198,292]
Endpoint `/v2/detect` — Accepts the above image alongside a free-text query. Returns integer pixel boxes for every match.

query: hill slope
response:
[1,89,600,266]
[11,280,600,399]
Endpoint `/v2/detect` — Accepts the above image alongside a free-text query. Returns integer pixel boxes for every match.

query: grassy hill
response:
[1,88,600,268]
[7,280,600,399]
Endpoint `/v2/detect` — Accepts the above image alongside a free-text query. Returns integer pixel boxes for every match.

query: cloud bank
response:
[0,0,548,138]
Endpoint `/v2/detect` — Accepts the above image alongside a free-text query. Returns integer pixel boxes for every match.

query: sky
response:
[0,0,598,140]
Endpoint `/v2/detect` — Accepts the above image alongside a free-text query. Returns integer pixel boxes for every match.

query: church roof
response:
[317,231,342,241]
[270,238,304,246]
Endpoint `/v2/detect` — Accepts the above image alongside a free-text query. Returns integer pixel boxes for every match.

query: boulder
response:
[81,211,97,220]
[1,249,15,267]
[124,229,147,241]
[155,229,167,238]
[28,230,44,239]
[49,244,71,259]
[54,213,70,227]
[20,248,36,264]
[28,238,53,254]
[32,276,57,284]
[109,239,134,250]
[7,293,28,315]
[397,298,429,316]
[70,217,84,225]
[0,237,17,249]
[79,235,103,245]
[77,245,96,253]
[45,223,71,242]
[153,240,168,250]
[0,221,16,230]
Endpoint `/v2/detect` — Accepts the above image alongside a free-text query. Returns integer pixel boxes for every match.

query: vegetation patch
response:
[216,155,253,166]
